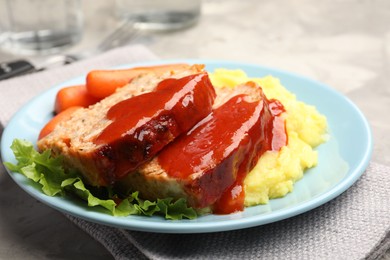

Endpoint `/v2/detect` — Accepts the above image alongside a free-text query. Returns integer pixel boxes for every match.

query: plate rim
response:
[0,59,373,233]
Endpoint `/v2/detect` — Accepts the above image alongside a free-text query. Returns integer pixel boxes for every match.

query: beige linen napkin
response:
[0,45,389,260]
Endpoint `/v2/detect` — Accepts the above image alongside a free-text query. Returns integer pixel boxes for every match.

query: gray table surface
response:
[1,0,389,259]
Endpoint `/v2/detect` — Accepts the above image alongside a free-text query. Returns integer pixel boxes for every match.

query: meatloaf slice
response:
[37,64,216,186]
[116,82,287,213]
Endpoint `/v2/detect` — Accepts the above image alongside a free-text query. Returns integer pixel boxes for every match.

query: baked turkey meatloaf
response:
[37,64,216,186]
[116,81,287,213]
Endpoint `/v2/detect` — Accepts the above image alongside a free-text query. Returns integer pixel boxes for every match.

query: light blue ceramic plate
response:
[0,60,372,233]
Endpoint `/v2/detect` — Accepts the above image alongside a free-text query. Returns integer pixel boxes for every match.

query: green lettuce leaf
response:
[5,139,70,196]
[5,139,197,220]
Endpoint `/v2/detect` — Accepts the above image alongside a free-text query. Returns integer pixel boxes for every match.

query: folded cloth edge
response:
[0,44,158,126]
[66,214,148,260]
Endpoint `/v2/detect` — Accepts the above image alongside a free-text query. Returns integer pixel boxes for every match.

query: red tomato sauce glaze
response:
[94,73,216,184]
[158,86,287,214]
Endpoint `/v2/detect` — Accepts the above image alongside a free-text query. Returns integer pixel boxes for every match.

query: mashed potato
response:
[209,69,328,206]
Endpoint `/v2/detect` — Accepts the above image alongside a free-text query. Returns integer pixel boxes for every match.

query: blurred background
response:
[0,0,389,92]
[1,0,389,166]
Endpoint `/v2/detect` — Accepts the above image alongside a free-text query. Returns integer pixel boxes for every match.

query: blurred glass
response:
[115,0,201,31]
[0,0,83,55]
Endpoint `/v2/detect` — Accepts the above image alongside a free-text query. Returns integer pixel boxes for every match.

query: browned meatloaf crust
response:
[37,64,211,186]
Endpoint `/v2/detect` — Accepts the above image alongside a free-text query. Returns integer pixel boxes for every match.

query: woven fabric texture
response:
[1,46,389,260]
[68,163,390,260]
